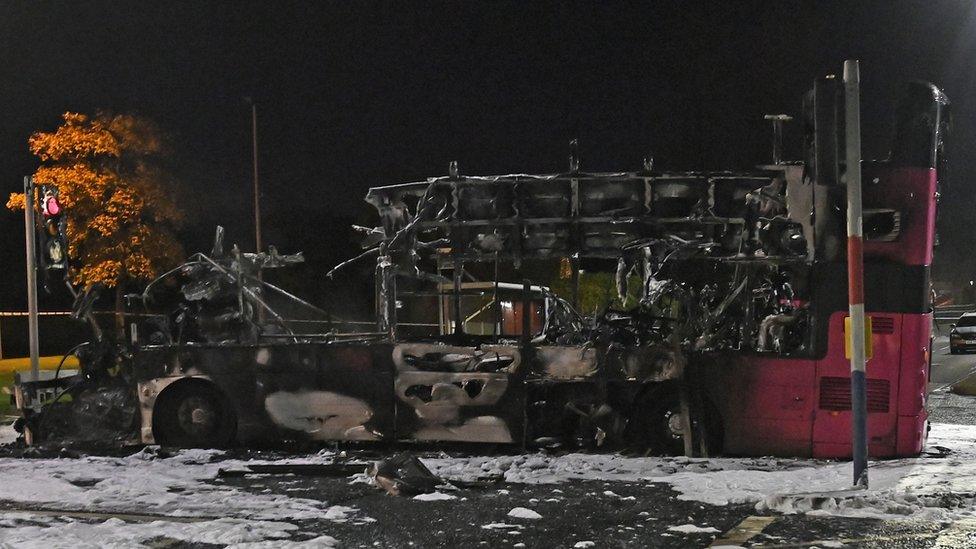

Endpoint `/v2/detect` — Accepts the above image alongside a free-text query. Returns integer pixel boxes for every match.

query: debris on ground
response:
[370,452,442,496]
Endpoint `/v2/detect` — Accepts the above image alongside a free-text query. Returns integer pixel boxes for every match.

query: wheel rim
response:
[175,395,219,439]
[664,409,685,440]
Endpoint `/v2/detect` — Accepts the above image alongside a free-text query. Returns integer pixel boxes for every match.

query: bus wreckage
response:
[13,73,947,459]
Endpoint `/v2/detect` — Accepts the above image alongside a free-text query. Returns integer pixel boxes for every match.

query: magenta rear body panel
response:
[702,167,935,458]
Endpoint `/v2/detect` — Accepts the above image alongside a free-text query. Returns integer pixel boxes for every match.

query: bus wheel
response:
[154,381,235,448]
[629,387,721,456]
[629,391,687,455]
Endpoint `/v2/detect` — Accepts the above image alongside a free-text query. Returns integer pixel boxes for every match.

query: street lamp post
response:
[250,101,262,255]
[247,99,266,325]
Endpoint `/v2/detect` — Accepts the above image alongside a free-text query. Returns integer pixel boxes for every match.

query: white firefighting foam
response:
[0,422,973,546]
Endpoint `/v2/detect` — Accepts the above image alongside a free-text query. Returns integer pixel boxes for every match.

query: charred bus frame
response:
[15,69,948,459]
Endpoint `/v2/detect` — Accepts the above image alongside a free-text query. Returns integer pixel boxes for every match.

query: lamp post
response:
[248,100,262,255]
[245,98,265,325]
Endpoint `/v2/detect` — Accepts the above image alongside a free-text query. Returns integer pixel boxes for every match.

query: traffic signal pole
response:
[23,176,40,384]
[844,60,869,488]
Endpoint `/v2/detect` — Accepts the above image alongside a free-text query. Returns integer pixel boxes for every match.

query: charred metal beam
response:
[375,248,397,340]
[217,463,370,478]
[452,259,463,336]
[194,251,298,341]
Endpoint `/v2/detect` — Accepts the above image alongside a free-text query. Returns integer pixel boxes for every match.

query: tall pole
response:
[251,102,262,255]
[23,176,40,383]
[844,59,868,488]
[250,101,266,325]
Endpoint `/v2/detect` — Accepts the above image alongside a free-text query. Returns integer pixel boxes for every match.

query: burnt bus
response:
[18,72,947,458]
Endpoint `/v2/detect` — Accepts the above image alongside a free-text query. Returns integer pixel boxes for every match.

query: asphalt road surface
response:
[927,332,976,427]
[930,334,976,389]
[211,475,967,549]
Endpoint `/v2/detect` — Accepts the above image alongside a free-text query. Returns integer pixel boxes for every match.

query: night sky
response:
[1,1,975,311]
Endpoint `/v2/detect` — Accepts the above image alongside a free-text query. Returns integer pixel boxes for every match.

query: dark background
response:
[0,1,974,325]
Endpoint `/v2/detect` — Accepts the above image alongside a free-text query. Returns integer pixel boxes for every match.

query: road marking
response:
[709,515,776,547]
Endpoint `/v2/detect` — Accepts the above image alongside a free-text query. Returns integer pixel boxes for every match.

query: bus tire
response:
[629,384,722,456]
[629,389,685,455]
[153,380,236,448]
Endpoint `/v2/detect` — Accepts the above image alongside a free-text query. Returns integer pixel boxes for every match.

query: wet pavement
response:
[928,336,976,426]
[212,470,975,548]
[216,477,751,548]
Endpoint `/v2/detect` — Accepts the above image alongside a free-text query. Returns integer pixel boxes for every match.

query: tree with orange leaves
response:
[8,112,184,307]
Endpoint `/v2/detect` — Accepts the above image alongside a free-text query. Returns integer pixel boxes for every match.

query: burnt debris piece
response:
[370,452,443,496]
[218,463,371,478]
